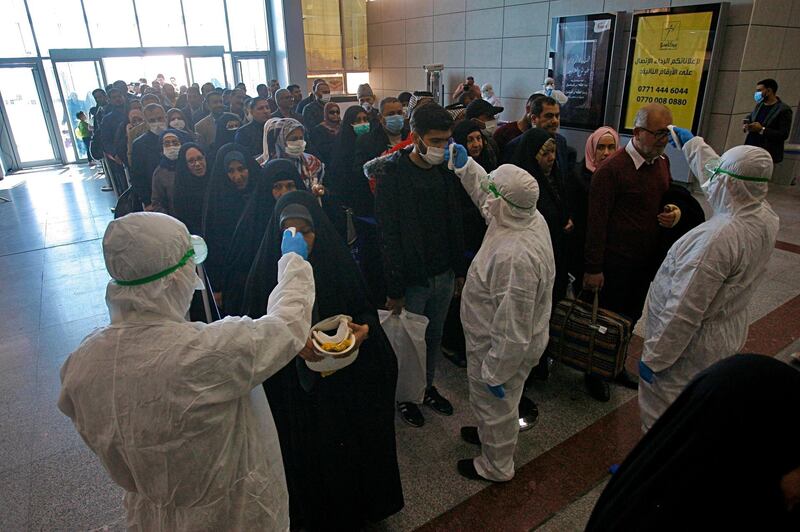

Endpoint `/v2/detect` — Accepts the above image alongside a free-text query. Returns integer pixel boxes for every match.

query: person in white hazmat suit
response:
[57,212,315,531]
[638,127,780,431]
[444,143,555,483]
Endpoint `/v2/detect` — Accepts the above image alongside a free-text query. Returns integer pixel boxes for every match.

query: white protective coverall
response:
[58,212,315,531]
[640,137,779,431]
[455,158,555,482]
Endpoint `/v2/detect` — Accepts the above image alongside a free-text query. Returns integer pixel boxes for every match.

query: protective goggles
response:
[114,235,207,287]
[483,176,534,212]
[704,159,770,184]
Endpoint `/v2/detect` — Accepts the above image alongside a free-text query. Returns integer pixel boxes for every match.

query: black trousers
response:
[597,261,657,325]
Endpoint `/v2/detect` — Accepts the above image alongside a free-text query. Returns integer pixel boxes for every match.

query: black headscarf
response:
[587,354,800,531]
[327,106,365,197]
[452,119,497,173]
[202,142,258,297]
[222,160,307,316]
[243,190,369,320]
[172,142,209,235]
[209,112,242,158]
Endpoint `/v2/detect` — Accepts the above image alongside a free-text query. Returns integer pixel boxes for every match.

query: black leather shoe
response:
[518,395,540,432]
[442,348,467,368]
[457,459,490,482]
[460,426,481,446]
[585,373,611,402]
[397,402,425,427]
[614,369,639,390]
[424,386,454,416]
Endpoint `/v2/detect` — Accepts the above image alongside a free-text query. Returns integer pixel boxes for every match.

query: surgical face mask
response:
[417,139,446,165]
[384,115,404,135]
[320,93,331,103]
[484,119,498,134]
[163,146,181,160]
[149,120,167,135]
[353,122,370,136]
[113,235,207,287]
[285,139,306,156]
[545,86,554,96]
[362,101,373,113]
[169,118,185,130]
[754,90,764,103]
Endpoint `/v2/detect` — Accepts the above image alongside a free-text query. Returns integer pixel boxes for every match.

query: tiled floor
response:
[1,165,799,531]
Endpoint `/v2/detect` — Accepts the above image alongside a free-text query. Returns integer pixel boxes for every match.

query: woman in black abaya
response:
[173,142,209,235]
[512,127,572,302]
[587,354,800,531]
[242,191,403,531]
[202,142,257,311]
[221,159,306,316]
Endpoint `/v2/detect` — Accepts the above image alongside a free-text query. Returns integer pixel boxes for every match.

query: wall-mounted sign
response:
[552,13,617,131]
[620,4,722,134]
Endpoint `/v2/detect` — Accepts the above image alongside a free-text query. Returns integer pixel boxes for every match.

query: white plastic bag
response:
[379,309,429,404]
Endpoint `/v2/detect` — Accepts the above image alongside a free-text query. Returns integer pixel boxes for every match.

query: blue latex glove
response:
[444,142,469,170]
[487,384,506,398]
[668,126,694,149]
[638,359,655,384]
[281,228,308,260]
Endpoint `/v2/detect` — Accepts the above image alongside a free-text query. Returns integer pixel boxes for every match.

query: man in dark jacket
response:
[352,97,409,215]
[181,86,206,130]
[234,97,272,157]
[99,88,129,194]
[502,96,576,176]
[744,78,793,164]
[295,79,324,115]
[301,81,330,130]
[130,103,167,208]
[375,103,464,428]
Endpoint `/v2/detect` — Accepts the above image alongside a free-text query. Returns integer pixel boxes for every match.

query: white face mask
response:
[149,120,167,135]
[320,93,331,103]
[484,119,498,134]
[362,101,373,112]
[418,140,445,165]
[169,118,185,130]
[163,145,181,160]
[285,139,306,156]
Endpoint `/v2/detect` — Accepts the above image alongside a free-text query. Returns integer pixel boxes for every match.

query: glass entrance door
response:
[233,56,269,95]
[0,66,58,167]
[52,61,103,161]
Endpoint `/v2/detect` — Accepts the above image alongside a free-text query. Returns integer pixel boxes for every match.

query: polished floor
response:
[1,164,799,531]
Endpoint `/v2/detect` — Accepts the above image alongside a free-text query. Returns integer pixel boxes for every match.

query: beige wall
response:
[366,0,800,157]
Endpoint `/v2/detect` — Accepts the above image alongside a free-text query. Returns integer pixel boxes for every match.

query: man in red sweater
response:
[583,103,678,392]
[492,93,542,154]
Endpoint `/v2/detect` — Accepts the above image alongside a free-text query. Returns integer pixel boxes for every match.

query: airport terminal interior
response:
[2,0,800,530]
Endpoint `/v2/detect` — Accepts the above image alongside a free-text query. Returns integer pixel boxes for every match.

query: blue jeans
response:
[404,270,455,388]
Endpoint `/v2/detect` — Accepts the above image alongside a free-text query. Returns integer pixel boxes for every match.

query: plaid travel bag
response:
[546,291,632,379]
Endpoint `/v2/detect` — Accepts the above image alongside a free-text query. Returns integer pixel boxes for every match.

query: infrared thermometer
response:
[667,125,682,149]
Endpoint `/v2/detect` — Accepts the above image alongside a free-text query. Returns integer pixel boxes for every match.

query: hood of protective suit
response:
[103,212,202,324]
[483,164,540,229]
[702,145,772,215]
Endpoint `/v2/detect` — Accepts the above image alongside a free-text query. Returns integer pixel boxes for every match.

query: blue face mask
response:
[384,114,404,135]
[754,90,764,103]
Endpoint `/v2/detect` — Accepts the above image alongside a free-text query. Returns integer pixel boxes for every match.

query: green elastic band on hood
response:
[486,181,534,211]
[114,248,195,287]
[713,166,770,183]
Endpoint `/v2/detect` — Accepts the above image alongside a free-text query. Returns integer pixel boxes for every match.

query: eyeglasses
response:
[187,156,205,166]
[639,127,671,141]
